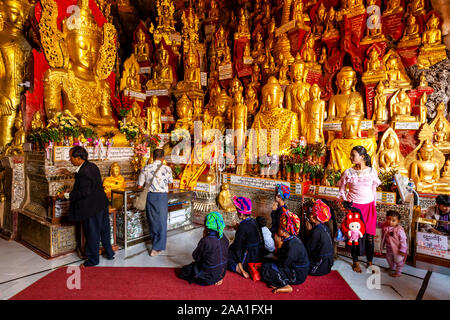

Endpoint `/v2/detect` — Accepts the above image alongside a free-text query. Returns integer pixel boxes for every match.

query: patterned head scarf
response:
[312,199,331,223]
[276,184,290,200]
[279,208,300,236]
[232,196,252,215]
[205,211,226,238]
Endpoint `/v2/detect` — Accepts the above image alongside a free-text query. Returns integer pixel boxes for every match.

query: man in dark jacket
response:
[61,146,114,267]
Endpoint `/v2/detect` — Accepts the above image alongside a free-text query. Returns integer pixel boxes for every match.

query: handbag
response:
[134,163,164,211]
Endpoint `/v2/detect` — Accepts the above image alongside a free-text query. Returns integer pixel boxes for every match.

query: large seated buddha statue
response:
[248,76,299,156]
[40,0,128,145]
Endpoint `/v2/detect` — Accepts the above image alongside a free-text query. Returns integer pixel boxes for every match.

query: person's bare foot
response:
[215,279,223,286]
[273,285,293,293]
[236,263,250,279]
[150,250,162,256]
[367,261,375,273]
[352,262,362,273]
[390,272,402,277]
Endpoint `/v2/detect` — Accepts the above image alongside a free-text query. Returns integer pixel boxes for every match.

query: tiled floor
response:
[1,226,449,300]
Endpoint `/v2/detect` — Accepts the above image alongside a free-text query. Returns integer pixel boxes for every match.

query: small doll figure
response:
[105,139,112,160]
[93,138,100,159]
[341,202,366,246]
[98,138,105,161]
[45,140,54,161]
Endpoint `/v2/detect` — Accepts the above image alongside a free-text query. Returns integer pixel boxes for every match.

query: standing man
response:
[137,148,173,256]
[60,146,114,266]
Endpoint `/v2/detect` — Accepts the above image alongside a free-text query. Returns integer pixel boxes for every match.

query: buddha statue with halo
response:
[40,0,128,145]
[174,44,202,95]
[327,66,364,121]
[389,89,417,123]
[31,111,45,131]
[0,0,32,149]
[134,28,150,64]
[383,52,411,90]
[146,42,174,91]
[362,48,386,84]
[398,14,421,48]
[120,54,142,93]
[375,128,408,175]
[430,102,450,154]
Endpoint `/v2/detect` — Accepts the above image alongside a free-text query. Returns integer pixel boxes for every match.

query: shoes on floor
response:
[82,262,98,267]
[106,255,115,260]
[76,248,87,260]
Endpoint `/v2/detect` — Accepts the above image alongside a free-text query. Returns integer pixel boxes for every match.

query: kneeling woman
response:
[179,211,229,286]
[261,209,310,293]
[227,196,265,279]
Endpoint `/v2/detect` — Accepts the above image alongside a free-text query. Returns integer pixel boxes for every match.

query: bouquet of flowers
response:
[142,134,161,152]
[118,120,140,142]
[111,94,134,118]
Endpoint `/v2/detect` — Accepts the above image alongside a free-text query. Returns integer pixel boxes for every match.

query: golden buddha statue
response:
[440,159,450,182]
[249,63,261,91]
[285,54,310,136]
[419,93,428,124]
[243,42,252,63]
[218,183,236,212]
[419,72,428,88]
[151,0,177,45]
[103,162,126,201]
[328,111,377,172]
[365,48,384,76]
[134,28,150,64]
[126,101,146,131]
[4,110,25,156]
[120,55,142,93]
[250,76,299,155]
[390,89,417,123]
[147,96,162,135]
[305,84,325,145]
[251,30,265,65]
[181,7,200,46]
[235,7,251,40]
[375,128,408,175]
[407,0,425,16]
[31,111,45,131]
[146,43,174,91]
[430,102,450,154]
[398,14,421,47]
[202,107,213,133]
[175,94,194,135]
[192,97,203,122]
[265,17,276,50]
[319,47,327,65]
[361,0,386,44]
[0,0,32,150]
[327,66,364,121]
[302,36,320,70]
[383,52,411,90]
[214,25,230,64]
[231,80,248,162]
[245,85,259,116]
[205,82,221,116]
[372,81,388,124]
[207,0,220,22]
[278,53,291,86]
[293,0,311,28]
[323,7,339,38]
[417,13,447,69]
[383,0,403,16]
[337,0,365,19]
[312,2,326,37]
[40,0,128,145]
[212,91,231,134]
[174,45,202,98]
[408,140,444,192]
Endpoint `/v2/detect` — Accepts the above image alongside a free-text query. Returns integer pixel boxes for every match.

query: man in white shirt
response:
[137,149,173,256]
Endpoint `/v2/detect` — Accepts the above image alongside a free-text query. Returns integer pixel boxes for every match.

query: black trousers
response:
[82,209,114,266]
[351,234,374,263]
[179,262,215,286]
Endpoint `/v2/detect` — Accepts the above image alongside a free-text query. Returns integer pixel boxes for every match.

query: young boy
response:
[270,184,290,235]
[305,199,334,276]
[381,210,408,277]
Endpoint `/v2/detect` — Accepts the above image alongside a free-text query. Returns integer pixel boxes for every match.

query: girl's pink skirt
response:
[352,201,377,236]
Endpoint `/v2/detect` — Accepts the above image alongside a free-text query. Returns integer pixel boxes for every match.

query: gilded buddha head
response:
[230,76,243,97]
[150,95,159,108]
[62,0,103,78]
[336,66,357,93]
[1,0,30,33]
[385,135,396,149]
[215,91,232,115]
[110,162,121,178]
[156,42,169,64]
[419,140,434,161]
[262,76,283,111]
[342,111,362,139]
[176,94,192,119]
[291,53,306,82]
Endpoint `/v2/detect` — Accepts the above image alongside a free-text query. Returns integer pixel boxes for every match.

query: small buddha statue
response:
[410,140,443,192]
[312,2,326,37]
[419,72,428,87]
[218,183,236,212]
[302,36,320,70]
[398,14,421,47]
[278,53,290,86]
[146,43,174,90]
[361,0,386,43]
[175,94,194,135]
[126,101,146,131]
[372,81,388,124]
[390,89,417,123]
[434,119,448,147]
[384,53,411,89]
[147,96,162,135]
[175,45,201,92]
[134,28,150,64]
[231,78,247,160]
[251,30,265,65]
[249,63,261,92]
[103,162,126,200]
[305,84,325,145]
[212,91,231,134]
[365,48,384,76]
[323,7,339,38]
[285,54,310,136]
[243,42,252,63]
[407,0,425,16]
[205,82,221,116]
[207,0,220,22]
[4,110,25,155]
[265,17,276,52]
[214,25,230,63]
[192,97,203,121]
[202,108,212,133]
[383,0,403,16]
[337,0,365,19]
[261,2,272,26]
[31,111,45,131]
[120,55,142,93]
[430,102,450,153]
[376,129,408,175]
[419,93,428,124]
[235,7,251,40]
[293,0,311,27]
[418,13,447,68]
[440,159,450,181]
[318,47,327,65]
[327,66,365,121]
[250,76,299,155]
[245,85,259,116]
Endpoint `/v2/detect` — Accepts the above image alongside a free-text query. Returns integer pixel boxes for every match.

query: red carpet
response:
[10,267,359,300]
